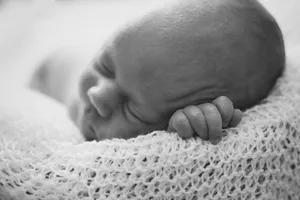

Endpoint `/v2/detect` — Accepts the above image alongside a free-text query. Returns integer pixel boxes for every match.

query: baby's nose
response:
[87,82,120,118]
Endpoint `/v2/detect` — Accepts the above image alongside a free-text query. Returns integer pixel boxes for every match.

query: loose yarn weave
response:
[1,62,300,200]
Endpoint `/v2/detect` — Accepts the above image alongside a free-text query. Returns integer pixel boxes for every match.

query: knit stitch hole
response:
[87,169,96,178]
[208,169,215,178]
[92,192,100,199]
[184,182,192,192]
[145,176,154,183]
[203,192,209,198]
[86,179,92,186]
[203,161,210,169]
[56,176,68,184]
[254,187,262,198]
[245,164,252,176]
[140,185,149,197]
[229,185,236,193]
[77,190,89,199]
[169,172,175,180]
[142,157,147,163]
[26,190,33,195]
[164,185,171,194]
[45,171,54,179]
[290,163,296,170]
[104,186,112,197]
[115,185,125,198]
[240,184,246,191]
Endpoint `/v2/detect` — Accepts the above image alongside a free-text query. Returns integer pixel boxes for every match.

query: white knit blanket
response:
[1,59,300,200]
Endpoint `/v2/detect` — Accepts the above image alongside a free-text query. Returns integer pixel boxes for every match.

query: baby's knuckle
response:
[203,103,218,112]
[194,112,205,121]
[215,96,232,107]
[183,105,196,112]
[189,110,203,122]
[183,105,197,115]
[171,110,182,120]
[218,96,230,102]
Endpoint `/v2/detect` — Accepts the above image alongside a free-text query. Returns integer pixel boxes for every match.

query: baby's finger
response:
[199,103,222,145]
[183,105,208,140]
[212,96,234,128]
[167,110,194,138]
[228,109,243,127]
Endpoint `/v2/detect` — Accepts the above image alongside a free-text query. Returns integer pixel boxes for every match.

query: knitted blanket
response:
[1,60,300,200]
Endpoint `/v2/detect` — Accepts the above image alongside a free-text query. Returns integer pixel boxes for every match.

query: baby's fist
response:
[167,96,243,144]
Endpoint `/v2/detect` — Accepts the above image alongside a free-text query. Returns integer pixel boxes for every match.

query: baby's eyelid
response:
[125,102,138,120]
[125,102,157,125]
[125,102,147,124]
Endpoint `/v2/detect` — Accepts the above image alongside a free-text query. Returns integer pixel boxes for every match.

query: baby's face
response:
[74,44,172,140]
[74,49,169,140]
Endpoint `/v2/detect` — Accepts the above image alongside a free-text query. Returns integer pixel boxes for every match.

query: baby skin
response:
[31,0,285,144]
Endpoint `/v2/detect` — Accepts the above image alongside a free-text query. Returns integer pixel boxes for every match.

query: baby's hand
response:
[167,96,243,144]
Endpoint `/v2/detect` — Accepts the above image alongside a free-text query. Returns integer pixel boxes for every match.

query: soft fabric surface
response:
[1,60,300,199]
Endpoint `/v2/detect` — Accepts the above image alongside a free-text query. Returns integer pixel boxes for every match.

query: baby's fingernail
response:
[211,137,222,145]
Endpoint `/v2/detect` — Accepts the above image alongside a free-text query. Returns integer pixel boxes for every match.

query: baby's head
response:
[73,0,285,140]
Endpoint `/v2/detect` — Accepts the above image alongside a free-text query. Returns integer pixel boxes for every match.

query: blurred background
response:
[0,0,299,89]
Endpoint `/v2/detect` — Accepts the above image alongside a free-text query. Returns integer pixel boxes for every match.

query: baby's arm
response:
[168,96,243,144]
[30,49,86,105]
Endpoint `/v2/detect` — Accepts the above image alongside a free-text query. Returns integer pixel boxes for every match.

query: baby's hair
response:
[202,0,285,109]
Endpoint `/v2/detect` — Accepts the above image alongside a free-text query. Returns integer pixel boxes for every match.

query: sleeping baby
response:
[30,0,285,144]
